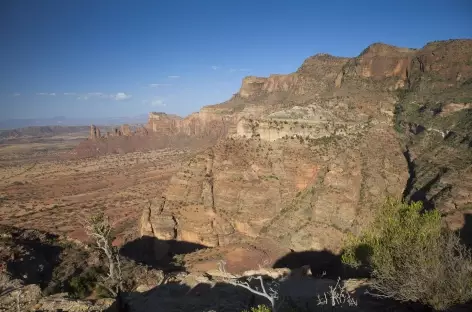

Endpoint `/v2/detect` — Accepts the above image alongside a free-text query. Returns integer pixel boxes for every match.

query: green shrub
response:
[95,284,113,298]
[171,254,186,267]
[342,198,472,310]
[68,267,101,298]
[242,305,271,312]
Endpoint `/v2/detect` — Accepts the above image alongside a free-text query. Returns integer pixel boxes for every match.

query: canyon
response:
[74,39,472,268]
[1,39,471,311]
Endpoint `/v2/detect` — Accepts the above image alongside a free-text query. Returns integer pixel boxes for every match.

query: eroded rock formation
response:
[120,124,131,136]
[89,124,101,140]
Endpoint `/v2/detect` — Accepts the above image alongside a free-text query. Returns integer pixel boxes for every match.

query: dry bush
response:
[82,212,123,297]
[242,305,271,312]
[342,199,472,310]
[316,277,358,308]
[0,272,21,297]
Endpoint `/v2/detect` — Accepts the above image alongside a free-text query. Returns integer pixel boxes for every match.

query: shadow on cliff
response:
[272,249,370,279]
[119,235,207,271]
[407,168,449,212]
[459,212,472,250]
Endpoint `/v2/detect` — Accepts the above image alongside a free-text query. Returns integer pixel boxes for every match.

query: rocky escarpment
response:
[238,75,303,98]
[238,54,350,100]
[89,123,148,140]
[139,39,472,256]
[335,43,415,89]
[235,105,371,141]
[146,108,234,139]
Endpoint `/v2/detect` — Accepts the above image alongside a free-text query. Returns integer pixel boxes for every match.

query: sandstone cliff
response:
[135,40,472,255]
[146,108,234,139]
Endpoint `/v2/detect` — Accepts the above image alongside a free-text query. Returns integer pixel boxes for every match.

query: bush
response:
[342,199,472,310]
[242,305,271,312]
[68,267,101,298]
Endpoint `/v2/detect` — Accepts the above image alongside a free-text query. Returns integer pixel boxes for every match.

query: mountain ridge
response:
[73,39,472,260]
[133,39,470,259]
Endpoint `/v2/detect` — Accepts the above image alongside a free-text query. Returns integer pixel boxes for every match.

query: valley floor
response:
[0,137,192,244]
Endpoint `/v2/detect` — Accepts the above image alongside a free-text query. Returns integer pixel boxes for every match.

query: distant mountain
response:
[0,114,149,130]
[0,125,90,139]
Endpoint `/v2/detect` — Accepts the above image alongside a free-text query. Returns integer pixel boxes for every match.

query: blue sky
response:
[1,0,471,119]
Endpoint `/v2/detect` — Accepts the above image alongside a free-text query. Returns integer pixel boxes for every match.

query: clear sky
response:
[1,0,471,119]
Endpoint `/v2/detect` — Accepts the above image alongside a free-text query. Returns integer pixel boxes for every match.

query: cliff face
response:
[334,43,415,91]
[146,108,235,138]
[239,75,302,98]
[135,39,472,255]
[141,125,406,252]
[237,54,350,100]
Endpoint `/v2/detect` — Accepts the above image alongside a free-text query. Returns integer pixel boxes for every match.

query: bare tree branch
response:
[218,260,279,311]
[81,211,122,297]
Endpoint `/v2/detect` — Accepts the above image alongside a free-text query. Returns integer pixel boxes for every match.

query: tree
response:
[82,212,123,297]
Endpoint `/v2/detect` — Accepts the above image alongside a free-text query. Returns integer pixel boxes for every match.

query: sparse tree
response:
[218,260,280,312]
[82,212,123,297]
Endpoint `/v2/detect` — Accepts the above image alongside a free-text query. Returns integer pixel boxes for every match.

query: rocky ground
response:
[2,225,461,312]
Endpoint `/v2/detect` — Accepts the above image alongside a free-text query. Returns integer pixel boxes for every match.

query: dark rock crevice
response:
[402,147,416,201]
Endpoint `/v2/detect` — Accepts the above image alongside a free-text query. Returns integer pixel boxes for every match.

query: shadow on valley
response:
[272,249,370,279]
[104,249,441,312]
[108,276,371,312]
[3,226,471,311]
[119,235,207,271]
[0,226,63,289]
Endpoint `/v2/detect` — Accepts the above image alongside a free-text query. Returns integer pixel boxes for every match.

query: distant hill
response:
[0,114,149,130]
[0,125,92,139]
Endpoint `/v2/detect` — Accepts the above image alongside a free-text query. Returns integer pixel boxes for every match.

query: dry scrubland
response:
[0,138,192,243]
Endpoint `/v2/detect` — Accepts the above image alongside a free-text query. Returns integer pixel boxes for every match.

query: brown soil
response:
[0,133,195,244]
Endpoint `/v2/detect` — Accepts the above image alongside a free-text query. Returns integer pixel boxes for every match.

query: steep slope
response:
[392,40,472,230]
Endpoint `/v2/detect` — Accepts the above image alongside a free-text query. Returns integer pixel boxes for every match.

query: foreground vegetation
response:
[342,199,472,311]
[2,199,471,311]
[243,200,472,311]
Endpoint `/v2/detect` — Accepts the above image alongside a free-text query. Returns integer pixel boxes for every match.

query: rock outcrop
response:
[239,74,302,98]
[335,43,415,90]
[121,123,132,136]
[89,124,101,140]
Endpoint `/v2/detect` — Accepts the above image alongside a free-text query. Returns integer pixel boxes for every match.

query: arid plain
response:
[0,129,194,244]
